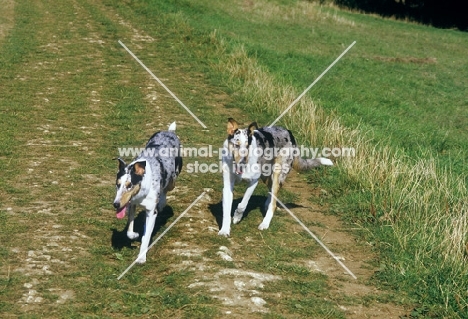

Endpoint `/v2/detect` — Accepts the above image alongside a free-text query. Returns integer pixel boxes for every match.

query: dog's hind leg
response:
[233,180,259,224]
[157,191,167,212]
[259,163,282,230]
[136,210,157,264]
[127,204,139,240]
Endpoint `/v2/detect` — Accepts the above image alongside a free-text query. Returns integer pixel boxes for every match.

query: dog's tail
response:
[168,122,176,132]
[292,156,333,171]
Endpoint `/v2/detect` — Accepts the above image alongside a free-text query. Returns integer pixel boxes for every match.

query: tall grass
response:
[209,33,468,314]
[223,0,356,27]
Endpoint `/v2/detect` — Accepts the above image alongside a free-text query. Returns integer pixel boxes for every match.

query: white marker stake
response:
[117,192,207,280]
[270,193,357,280]
[118,40,208,129]
[269,41,356,127]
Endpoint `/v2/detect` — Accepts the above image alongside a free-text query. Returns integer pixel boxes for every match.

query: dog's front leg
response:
[126,205,139,240]
[136,209,157,264]
[219,170,235,237]
[233,179,258,224]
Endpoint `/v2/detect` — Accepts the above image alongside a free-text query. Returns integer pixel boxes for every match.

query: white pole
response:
[269,41,356,127]
[118,40,208,129]
[270,193,357,280]
[117,192,207,280]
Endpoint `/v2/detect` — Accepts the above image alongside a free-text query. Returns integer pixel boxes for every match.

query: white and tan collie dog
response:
[219,118,332,237]
[113,122,182,263]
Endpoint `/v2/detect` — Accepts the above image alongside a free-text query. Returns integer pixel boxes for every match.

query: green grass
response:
[164,0,468,169]
[100,0,468,317]
[1,0,467,318]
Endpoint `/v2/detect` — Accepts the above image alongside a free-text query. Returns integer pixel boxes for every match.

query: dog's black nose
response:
[113,202,120,209]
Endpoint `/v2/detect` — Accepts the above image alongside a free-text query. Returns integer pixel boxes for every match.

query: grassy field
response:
[1,0,467,318]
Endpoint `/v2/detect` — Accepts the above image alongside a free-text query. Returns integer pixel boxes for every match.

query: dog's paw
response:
[127,231,139,240]
[218,229,230,237]
[135,257,146,264]
[232,211,243,224]
[258,222,270,231]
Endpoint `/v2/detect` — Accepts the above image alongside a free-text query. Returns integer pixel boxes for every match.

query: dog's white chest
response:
[131,163,158,211]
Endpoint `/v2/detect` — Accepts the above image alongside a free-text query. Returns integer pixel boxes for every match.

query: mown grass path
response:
[1,1,409,317]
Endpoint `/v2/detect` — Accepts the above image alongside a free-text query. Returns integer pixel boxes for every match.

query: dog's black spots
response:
[175,156,183,175]
[287,130,297,147]
[253,132,264,149]
[257,129,275,148]
[264,133,275,147]
[227,129,240,139]
[231,129,242,141]
[130,171,143,185]
[162,135,177,145]
[147,130,162,142]
[248,122,258,134]
[115,157,127,172]
[157,158,168,187]
[146,132,179,155]
[228,131,238,140]
[116,169,125,184]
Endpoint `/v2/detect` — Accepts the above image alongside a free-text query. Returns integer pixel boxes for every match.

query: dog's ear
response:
[227,118,238,136]
[114,157,126,171]
[130,160,146,185]
[133,160,146,176]
[248,122,258,136]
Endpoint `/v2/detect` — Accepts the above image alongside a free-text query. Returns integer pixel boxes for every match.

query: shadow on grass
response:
[208,194,307,229]
[110,206,174,250]
[208,195,263,229]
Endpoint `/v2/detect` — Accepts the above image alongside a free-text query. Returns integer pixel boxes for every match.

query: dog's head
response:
[112,158,146,219]
[226,118,257,175]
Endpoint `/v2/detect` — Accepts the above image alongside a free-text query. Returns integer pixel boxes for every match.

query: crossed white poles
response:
[117,40,357,279]
[117,192,206,280]
[118,40,207,129]
[268,41,356,127]
[271,193,357,279]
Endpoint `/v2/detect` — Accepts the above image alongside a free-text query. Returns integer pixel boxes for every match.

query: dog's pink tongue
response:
[116,206,127,219]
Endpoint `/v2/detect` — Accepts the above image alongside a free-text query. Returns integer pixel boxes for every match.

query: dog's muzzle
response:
[114,203,127,219]
[113,184,140,219]
[234,158,247,175]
